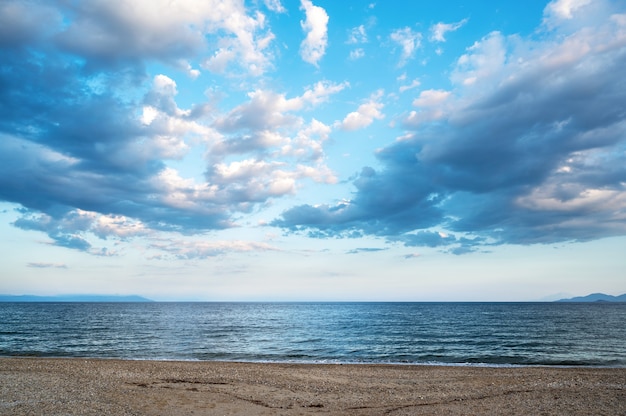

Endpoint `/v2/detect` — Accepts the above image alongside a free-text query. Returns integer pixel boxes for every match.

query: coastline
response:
[1,357,624,415]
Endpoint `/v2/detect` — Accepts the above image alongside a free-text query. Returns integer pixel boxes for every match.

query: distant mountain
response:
[0,294,153,302]
[556,293,626,302]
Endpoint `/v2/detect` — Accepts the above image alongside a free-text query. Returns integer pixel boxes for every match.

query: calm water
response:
[1,302,625,366]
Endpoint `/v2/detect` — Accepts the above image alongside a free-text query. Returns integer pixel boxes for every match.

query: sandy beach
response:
[1,358,624,415]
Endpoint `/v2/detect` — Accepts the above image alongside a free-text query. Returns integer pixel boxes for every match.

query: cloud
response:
[544,0,592,21]
[275,0,626,252]
[346,247,386,254]
[393,231,457,248]
[390,27,422,66]
[399,78,421,93]
[405,89,452,126]
[12,208,149,253]
[347,25,368,44]
[27,262,68,269]
[264,0,286,13]
[451,31,506,87]
[412,89,451,108]
[149,238,278,260]
[300,0,329,66]
[214,81,347,134]
[199,82,345,208]
[11,0,275,77]
[429,19,468,43]
[349,48,365,60]
[338,90,385,131]
[0,0,343,254]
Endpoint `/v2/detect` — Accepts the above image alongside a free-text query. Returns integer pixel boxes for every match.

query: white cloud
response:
[349,48,365,60]
[429,19,468,42]
[300,80,350,107]
[153,74,178,96]
[404,89,452,126]
[451,31,507,87]
[299,0,329,66]
[210,157,334,200]
[216,81,347,133]
[140,74,219,160]
[339,90,385,131]
[202,9,275,76]
[390,27,422,66]
[544,0,593,21]
[399,78,421,93]
[176,59,201,79]
[55,0,277,76]
[264,0,286,13]
[150,238,279,259]
[152,167,220,211]
[283,118,332,162]
[412,89,451,108]
[347,25,367,44]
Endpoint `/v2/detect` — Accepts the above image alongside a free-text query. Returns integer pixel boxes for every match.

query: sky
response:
[1,0,625,301]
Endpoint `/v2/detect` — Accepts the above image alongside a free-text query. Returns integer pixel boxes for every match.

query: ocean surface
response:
[1,302,625,366]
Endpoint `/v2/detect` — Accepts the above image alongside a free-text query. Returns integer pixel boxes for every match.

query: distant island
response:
[556,293,626,302]
[0,294,153,302]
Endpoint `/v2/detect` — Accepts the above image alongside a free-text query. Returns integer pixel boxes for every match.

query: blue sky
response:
[1,0,625,301]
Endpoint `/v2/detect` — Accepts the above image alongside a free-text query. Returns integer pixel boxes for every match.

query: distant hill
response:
[0,294,153,302]
[556,293,626,302]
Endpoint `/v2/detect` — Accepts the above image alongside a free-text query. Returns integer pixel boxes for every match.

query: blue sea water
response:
[1,302,625,366]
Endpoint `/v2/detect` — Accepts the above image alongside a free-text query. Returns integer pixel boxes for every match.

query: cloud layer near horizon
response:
[1,0,625,257]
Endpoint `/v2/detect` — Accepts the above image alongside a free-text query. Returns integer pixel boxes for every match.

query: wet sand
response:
[1,358,624,415]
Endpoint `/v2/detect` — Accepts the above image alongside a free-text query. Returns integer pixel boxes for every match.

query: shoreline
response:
[1,357,624,415]
[0,355,626,370]
[3,355,626,369]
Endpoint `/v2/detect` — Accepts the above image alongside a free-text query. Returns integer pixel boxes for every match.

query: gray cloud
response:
[274,2,626,252]
[0,1,281,252]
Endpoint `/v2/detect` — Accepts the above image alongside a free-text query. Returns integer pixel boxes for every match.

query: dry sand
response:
[1,358,624,415]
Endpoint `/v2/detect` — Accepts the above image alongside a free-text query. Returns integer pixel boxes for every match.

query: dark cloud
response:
[14,213,92,251]
[274,4,626,251]
[0,2,281,248]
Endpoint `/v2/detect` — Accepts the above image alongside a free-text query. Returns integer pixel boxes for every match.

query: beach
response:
[0,358,624,415]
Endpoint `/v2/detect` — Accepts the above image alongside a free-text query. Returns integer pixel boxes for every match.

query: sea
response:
[1,302,625,367]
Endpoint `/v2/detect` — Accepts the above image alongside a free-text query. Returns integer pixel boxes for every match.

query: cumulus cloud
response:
[274,0,626,252]
[0,1,342,257]
[544,0,592,22]
[21,0,276,77]
[451,31,506,87]
[300,0,329,66]
[405,89,453,126]
[209,82,346,189]
[338,90,385,131]
[203,81,344,207]
[215,81,347,134]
